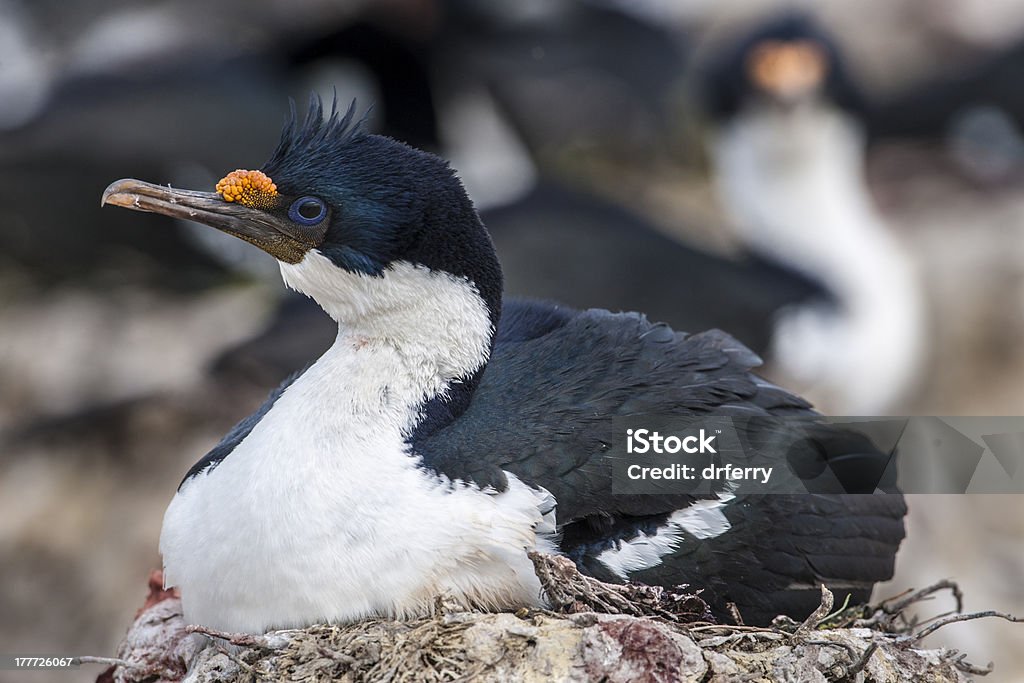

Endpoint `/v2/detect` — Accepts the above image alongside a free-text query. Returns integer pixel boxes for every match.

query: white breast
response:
[159,257,556,633]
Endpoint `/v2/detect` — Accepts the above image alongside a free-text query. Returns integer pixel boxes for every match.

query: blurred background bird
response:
[1,0,1023,680]
[697,13,926,415]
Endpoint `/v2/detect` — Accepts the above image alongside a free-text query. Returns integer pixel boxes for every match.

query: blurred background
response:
[1,0,1023,680]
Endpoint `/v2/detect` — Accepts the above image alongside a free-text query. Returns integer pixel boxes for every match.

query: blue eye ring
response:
[288,196,327,225]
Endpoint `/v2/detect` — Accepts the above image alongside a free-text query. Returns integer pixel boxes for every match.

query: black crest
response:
[261,95,370,188]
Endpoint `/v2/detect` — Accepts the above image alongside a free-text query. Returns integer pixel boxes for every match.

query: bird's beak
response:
[101,178,312,264]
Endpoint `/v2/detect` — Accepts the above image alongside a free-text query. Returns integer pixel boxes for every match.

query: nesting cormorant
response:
[102,98,906,632]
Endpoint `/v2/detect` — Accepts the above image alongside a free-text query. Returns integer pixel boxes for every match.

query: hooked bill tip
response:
[101,179,140,209]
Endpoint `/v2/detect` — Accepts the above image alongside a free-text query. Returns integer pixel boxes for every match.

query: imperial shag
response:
[700,14,925,414]
[102,97,906,633]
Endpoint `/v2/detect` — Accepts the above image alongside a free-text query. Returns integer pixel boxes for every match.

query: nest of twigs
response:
[94,555,1020,683]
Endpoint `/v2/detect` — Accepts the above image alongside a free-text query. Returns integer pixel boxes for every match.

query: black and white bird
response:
[700,14,926,414]
[102,98,906,632]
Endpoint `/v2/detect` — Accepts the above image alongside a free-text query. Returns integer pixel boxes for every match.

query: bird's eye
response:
[288,197,327,225]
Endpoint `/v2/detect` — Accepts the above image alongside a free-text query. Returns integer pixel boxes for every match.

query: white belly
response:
[159,347,553,633]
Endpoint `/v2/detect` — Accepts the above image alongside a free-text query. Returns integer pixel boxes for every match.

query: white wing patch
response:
[532,484,558,539]
[596,493,736,580]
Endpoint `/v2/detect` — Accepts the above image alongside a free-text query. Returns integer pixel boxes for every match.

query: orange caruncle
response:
[215,169,279,209]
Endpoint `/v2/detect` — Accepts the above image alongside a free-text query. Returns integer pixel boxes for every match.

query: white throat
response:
[713,103,925,413]
[280,253,495,396]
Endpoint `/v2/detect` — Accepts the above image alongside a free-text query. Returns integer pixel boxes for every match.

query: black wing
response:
[419,300,906,624]
[418,301,813,510]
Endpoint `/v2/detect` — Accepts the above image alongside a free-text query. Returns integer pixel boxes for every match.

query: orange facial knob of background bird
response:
[215,169,279,209]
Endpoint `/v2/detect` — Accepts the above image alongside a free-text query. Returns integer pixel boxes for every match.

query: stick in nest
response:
[851,579,967,634]
[527,551,712,623]
[796,585,835,635]
[908,610,1023,643]
[882,579,964,615]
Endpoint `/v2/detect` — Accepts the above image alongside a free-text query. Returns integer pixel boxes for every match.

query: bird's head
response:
[700,13,864,120]
[103,97,503,374]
